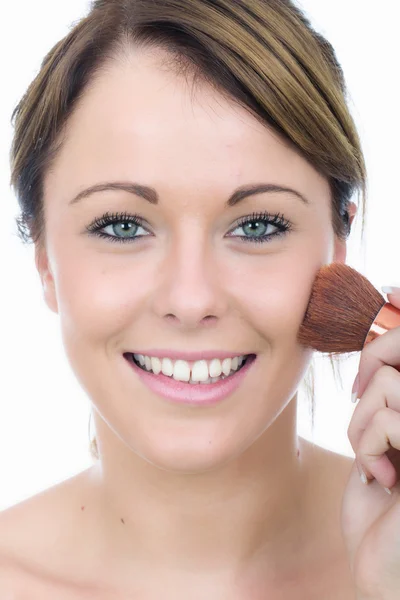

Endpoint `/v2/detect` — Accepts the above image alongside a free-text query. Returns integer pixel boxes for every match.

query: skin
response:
[35,45,357,593]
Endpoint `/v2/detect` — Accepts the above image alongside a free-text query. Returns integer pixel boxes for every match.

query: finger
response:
[382,288,400,309]
[357,324,400,400]
[356,406,400,490]
[348,365,400,452]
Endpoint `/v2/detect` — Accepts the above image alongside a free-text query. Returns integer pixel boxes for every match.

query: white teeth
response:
[150,357,162,375]
[221,358,232,376]
[132,353,248,383]
[173,360,191,382]
[161,357,173,377]
[208,359,222,378]
[190,360,209,382]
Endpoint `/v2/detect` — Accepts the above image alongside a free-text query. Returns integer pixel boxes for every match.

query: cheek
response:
[223,256,316,344]
[53,247,153,344]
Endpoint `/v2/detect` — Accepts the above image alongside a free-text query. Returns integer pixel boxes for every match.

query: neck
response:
[82,396,319,584]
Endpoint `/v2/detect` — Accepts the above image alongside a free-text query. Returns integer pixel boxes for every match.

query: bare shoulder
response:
[0,466,102,598]
[0,467,93,558]
[301,439,356,598]
[0,556,21,599]
[315,442,355,500]
[302,436,354,478]
[302,437,355,530]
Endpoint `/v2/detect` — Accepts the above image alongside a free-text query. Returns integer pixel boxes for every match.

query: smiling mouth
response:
[126,353,255,384]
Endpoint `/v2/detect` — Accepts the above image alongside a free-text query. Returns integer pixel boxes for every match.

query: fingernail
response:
[382,286,400,295]
[384,487,392,495]
[351,373,359,404]
[357,462,368,485]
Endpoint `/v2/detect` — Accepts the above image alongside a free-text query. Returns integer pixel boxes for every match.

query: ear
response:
[333,201,358,263]
[347,201,358,228]
[35,243,59,314]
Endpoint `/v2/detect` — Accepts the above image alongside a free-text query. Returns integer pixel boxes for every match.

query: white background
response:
[0,0,399,510]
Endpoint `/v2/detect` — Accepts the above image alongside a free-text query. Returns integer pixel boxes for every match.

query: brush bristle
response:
[297,263,386,353]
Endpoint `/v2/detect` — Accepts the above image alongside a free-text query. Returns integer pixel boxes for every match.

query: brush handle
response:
[365,302,400,371]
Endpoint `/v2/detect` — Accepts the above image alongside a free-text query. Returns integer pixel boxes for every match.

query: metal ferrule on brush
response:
[364,302,400,346]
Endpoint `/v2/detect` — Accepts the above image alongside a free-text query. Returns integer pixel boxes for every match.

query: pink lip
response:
[124,354,257,406]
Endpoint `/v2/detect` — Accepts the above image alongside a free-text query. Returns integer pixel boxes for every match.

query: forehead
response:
[47,47,330,204]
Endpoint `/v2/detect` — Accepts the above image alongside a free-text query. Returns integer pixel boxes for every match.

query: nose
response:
[151,232,228,329]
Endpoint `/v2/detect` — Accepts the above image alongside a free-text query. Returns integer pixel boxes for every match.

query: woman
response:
[0,0,372,597]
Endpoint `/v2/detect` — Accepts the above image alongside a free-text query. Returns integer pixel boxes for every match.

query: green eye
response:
[86,210,292,245]
[229,211,292,244]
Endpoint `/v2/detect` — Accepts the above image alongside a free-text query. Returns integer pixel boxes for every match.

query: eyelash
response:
[85,210,293,245]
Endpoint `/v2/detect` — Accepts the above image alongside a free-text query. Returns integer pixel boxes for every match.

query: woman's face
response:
[37,47,349,472]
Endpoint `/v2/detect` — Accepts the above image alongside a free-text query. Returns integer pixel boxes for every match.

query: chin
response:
[125,429,249,474]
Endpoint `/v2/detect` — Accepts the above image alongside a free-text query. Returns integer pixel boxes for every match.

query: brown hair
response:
[9,0,367,460]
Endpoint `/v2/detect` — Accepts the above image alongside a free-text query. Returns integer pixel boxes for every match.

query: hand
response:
[342,288,400,599]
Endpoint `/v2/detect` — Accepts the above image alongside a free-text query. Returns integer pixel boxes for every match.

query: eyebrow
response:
[69,181,310,207]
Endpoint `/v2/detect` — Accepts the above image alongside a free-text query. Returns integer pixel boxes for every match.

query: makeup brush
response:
[297,263,400,368]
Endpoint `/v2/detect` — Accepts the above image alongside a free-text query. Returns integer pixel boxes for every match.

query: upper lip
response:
[127,350,254,361]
